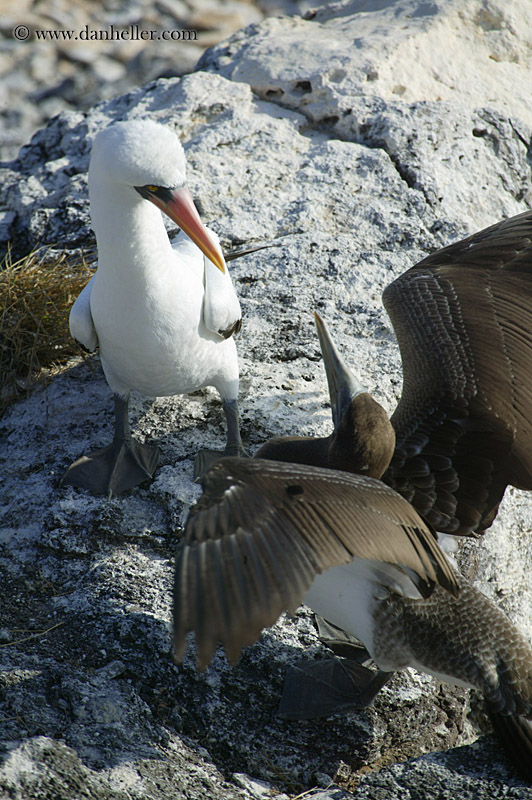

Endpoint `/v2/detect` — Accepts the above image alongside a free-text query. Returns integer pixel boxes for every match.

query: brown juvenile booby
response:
[172,213,532,778]
[258,211,532,536]
[173,456,532,779]
[62,119,247,496]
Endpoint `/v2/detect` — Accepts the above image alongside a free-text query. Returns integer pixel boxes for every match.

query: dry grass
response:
[0,247,95,416]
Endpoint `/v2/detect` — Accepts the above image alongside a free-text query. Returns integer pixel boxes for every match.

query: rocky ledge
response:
[1,1,532,798]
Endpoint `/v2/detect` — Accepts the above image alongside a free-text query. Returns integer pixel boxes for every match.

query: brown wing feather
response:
[173,457,458,669]
[382,211,532,535]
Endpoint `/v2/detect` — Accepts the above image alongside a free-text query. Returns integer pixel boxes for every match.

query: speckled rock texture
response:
[1,1,532,798]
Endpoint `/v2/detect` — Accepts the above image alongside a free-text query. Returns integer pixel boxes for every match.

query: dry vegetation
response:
[0,247,95,416]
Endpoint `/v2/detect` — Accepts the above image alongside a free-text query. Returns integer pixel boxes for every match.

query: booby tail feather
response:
[488,711,532,782]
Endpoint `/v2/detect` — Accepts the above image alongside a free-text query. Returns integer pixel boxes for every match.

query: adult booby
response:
[172,213,532,778]
[62,119,247,495]
[258,211,532,536]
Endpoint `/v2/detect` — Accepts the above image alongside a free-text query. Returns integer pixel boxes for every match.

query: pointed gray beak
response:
[313,312,366,429]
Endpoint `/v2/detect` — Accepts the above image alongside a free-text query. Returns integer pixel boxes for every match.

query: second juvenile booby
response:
[173,456,532,779]
[62,119,247,495]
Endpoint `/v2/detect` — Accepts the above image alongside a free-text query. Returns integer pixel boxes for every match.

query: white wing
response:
[69,275,98,351]
[171,227,242,339]
[170,229,205,281]
[202,229,241,338]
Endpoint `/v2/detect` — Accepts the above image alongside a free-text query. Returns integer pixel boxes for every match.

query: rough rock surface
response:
[198,0,532,231]
[199,0,532,128]
[1,1,532,798]
[0,0,313,161]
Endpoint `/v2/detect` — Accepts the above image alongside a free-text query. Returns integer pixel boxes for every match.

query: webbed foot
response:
[277,657,393,720]
[61,438,160,495]
[193,443,249,481]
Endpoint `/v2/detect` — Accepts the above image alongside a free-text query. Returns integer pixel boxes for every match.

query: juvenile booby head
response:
[62,119,247,495]
[257,312,396,478]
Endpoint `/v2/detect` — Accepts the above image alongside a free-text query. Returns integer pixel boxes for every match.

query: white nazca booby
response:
[62,119,247,495]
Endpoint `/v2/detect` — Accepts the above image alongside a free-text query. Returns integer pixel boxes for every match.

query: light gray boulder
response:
[197,0,532,232]
[1,1,532,798]
[0,0,312,161]
[197,0,532,128]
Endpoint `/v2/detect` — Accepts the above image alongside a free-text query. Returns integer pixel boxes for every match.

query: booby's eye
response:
[135,184,164,201]
[135,185,178,203]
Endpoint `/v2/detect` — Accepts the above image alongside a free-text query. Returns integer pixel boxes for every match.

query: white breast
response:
[89,237,238,399]
[304,558,424,665]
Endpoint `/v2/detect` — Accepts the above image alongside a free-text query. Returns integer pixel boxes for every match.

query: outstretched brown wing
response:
[173,457,458,669]
[382,211,532,535]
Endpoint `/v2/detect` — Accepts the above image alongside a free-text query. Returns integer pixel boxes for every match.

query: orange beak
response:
[150,186,226,273]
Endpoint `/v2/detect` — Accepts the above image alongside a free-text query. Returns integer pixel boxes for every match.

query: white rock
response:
[200,0,532,128]
[233,773,289,799]
[91,55,128,83]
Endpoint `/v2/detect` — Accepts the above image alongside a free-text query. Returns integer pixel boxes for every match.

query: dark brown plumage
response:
[173,455,532,780]
[174,456,458,669]
[259,211,532,536]
[257,392,396,478]
[383,211,532,534]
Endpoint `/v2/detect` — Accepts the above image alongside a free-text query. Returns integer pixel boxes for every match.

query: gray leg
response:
[193,397,248,479]
[61,394,160,496]
[222,398,247,456]
[315,615,371,661]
